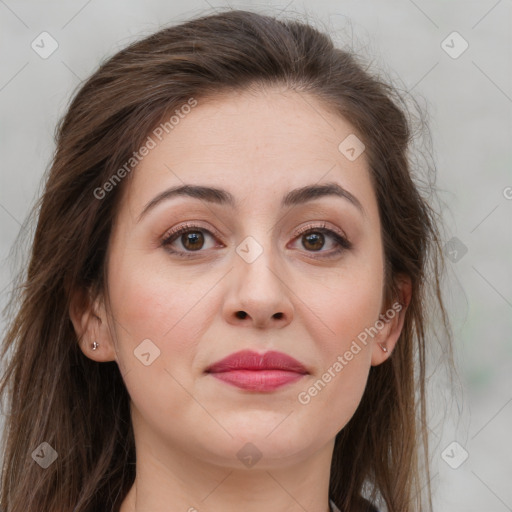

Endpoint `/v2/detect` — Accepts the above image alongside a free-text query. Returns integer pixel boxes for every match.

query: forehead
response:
[121,87,377,219]
[150,87,356,163]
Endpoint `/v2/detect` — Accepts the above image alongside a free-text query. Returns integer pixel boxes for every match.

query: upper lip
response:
[205,350,309,374]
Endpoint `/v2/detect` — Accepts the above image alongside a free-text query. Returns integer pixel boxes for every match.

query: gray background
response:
[1,1,511,510]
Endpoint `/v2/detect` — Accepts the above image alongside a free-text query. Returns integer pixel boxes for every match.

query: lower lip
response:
[208,370,305,391]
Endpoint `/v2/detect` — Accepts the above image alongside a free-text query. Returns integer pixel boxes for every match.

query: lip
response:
[205,350,309,392]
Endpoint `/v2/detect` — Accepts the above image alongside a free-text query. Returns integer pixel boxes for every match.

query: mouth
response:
[205,349,309,392]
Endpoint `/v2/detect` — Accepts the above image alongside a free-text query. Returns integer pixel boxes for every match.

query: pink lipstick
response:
[205,349,308,392]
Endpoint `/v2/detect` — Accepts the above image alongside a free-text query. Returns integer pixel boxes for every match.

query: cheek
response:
[320,280,381,340]
[105,254,212,422]
[105,249,217,373]
[309,277,379,395]
[307,249,384,349]
[293,249,383,427]
[294,287,377,438]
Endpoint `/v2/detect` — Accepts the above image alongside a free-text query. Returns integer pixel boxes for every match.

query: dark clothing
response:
[330,497,379,512]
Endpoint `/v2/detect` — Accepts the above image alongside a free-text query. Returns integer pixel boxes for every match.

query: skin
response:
[70,85,411,512]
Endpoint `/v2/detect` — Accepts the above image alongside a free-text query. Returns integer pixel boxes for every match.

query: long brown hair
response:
[0,9,454,512]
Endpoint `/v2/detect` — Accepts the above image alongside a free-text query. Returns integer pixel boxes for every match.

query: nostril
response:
[235,311,247,319]
[273,312,283,319]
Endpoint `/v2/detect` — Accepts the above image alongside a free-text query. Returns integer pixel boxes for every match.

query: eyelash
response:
[160,222,352,259]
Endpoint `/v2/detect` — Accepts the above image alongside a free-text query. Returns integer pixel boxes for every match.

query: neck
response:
[119,417,335,512]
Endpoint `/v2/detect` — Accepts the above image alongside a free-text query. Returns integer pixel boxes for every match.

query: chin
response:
[193,421,316,469]
[201,440,311,471]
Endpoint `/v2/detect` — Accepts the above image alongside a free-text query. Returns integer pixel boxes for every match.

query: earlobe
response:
[69,287,117,362]
[378,343,388,353]
[370,275,412,366]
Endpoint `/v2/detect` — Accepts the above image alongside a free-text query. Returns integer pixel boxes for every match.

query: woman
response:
[0,9,453,512]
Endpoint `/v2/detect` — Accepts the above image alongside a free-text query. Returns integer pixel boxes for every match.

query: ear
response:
[69,286,117,362]
[370,274,412,366]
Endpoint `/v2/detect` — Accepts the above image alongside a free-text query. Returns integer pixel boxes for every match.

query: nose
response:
[222,246,294,329]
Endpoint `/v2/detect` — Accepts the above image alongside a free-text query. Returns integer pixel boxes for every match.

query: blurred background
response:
[0,1,511,510]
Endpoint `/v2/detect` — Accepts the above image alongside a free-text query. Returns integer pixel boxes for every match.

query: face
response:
[79,86,405,470]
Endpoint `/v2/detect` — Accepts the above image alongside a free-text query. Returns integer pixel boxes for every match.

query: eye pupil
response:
[303,232,324,251]
[182,231,204,250]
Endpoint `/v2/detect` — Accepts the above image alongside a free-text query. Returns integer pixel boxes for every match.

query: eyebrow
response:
[137,181,365,222]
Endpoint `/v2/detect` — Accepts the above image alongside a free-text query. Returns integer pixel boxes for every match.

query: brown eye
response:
[161,224,220,258]
[180,231,205,251]
[302,231,325,251]
[290,224,352,259]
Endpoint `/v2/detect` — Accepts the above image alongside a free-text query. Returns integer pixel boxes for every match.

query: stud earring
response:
[91,341,99,351]
[379,344,388,353]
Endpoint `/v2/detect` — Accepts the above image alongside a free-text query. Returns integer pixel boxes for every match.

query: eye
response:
[160,221,352,260]
[161,222,221,258]
[289,223,352,258]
